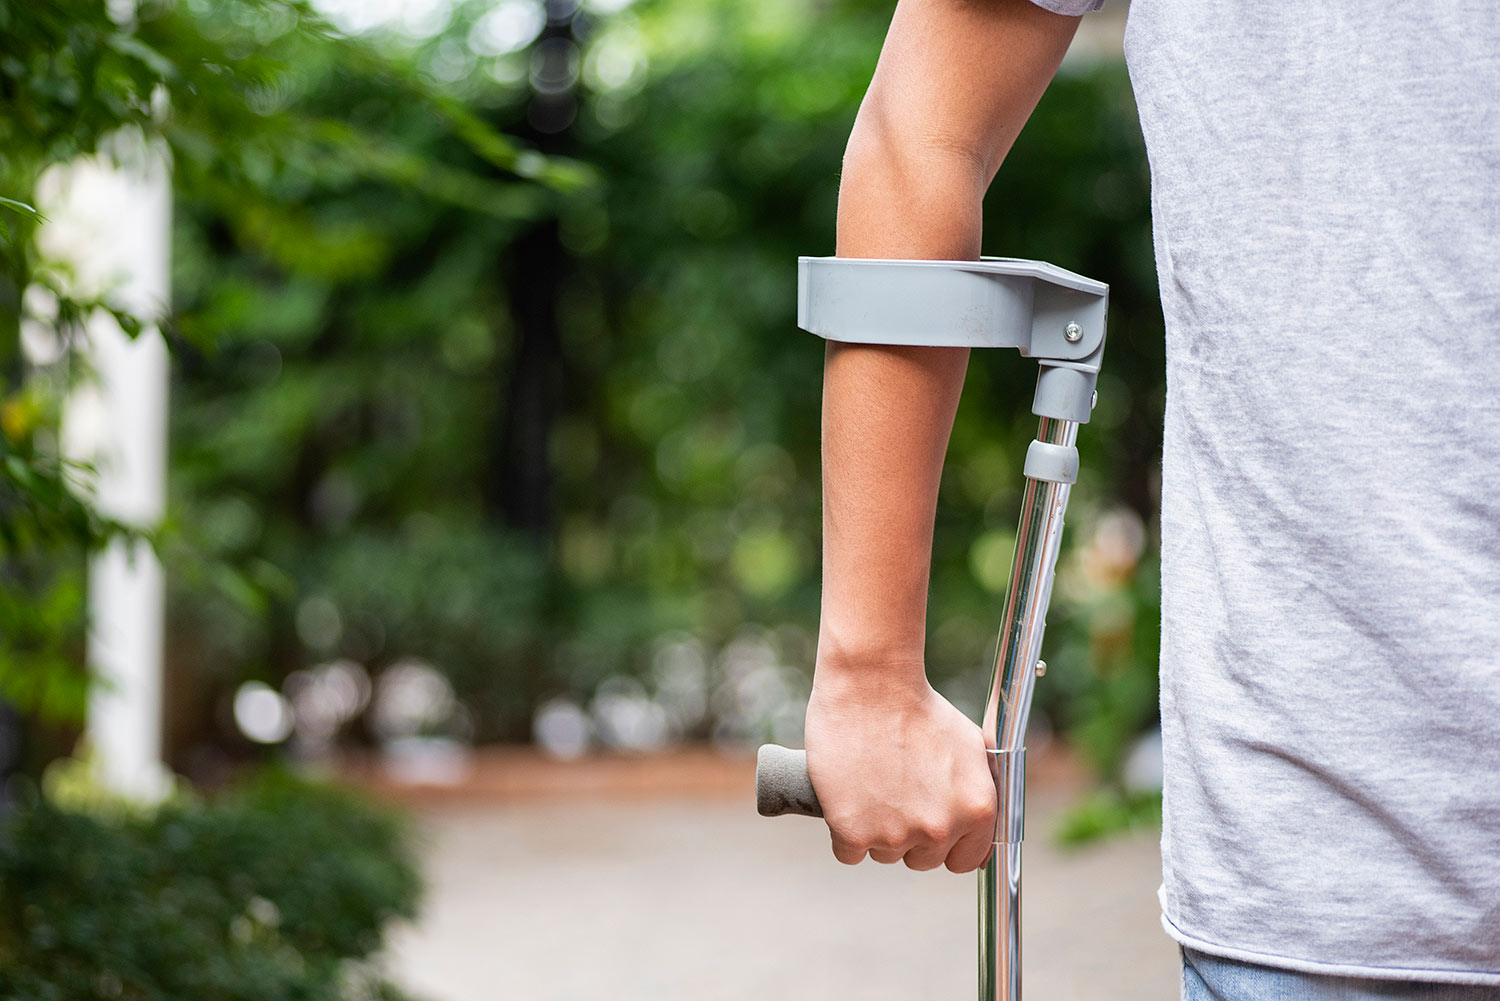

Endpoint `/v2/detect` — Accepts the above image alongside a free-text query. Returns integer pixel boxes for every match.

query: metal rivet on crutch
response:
[1035,659,1047,678]
[1064,321,1083,342]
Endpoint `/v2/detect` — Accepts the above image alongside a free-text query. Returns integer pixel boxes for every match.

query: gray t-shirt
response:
[1034,0,1500,984]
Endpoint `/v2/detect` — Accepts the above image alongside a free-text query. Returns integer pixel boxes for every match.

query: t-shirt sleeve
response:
[1022,0,1105,14]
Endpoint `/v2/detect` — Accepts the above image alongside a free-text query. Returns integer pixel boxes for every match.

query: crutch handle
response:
[755,744,822,818]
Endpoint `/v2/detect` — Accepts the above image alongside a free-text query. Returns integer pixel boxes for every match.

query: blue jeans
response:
[1182,948,1500,1001]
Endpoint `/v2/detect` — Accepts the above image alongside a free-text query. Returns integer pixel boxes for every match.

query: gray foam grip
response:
[756,744,823,818]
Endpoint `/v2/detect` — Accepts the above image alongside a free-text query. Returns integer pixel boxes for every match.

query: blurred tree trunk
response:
[0,181,35,803]
[488,0,582,540]
[485,3,584,737]
[0,174,32,394]
[485,218,566,741]
[489,218,563,537]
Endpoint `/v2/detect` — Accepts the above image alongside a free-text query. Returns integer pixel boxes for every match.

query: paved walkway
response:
[378,753,1178,1001]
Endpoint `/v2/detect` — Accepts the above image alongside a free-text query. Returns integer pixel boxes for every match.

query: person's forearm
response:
[818,145,980,679]
[817,339,969,679]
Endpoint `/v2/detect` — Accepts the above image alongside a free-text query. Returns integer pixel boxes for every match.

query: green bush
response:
[0,771,422,1001]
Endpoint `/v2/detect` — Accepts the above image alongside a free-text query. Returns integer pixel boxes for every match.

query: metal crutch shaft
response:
[980,415,1079,1001]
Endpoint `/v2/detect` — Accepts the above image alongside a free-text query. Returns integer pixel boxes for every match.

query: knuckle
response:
[831,842,865,866]
[829,827,869,866]
[967,799,996,828]
[917,822,952,845]
[828,816,870,846]
[945,844,990,874]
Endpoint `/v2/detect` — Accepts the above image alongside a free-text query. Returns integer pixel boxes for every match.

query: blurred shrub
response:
[1056,788,1163,847]
[0,770,421,1001]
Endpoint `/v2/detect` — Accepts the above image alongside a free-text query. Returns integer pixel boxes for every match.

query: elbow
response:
[836,99,990,260]
[844,85,997,193]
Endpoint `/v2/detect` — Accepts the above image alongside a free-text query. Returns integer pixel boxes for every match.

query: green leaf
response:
[110,307,144,339]
[0,196,43,221]
[103,32,180,82]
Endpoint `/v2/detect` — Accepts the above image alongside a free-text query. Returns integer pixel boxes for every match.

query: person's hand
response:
[803,669,996,873]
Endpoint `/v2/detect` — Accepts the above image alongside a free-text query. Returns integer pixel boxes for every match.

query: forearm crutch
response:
[756,256,1109,1001]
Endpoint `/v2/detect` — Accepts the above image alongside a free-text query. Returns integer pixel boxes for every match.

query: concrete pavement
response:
[382,767,1177,1001]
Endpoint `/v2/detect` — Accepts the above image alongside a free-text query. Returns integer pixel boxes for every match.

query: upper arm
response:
[850,0,1083,189]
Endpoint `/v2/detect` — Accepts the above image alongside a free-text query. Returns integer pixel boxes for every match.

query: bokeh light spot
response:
[233,682,294,744]
[969,529,1017,594]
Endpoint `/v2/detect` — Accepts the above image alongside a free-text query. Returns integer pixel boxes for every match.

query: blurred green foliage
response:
[0,769,421,1000]
[1055,787,1162,847]
[0,0,565,737]
[166,0,1166,791]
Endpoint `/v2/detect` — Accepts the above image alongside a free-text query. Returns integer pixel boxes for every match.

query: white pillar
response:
[41,134,173,801]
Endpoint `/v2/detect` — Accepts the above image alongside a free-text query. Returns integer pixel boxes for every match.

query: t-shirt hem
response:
[1020,0,1105,14]
[1158,907,1500,987]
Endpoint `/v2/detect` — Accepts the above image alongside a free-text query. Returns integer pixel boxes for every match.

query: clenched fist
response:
[804,670,997,873]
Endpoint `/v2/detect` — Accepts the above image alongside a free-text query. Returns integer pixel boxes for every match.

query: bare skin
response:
[806,0,1082,873]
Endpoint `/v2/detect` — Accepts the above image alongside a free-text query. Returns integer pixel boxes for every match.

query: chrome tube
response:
[978,416,1078,1001]
[978,840,1025,1001]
